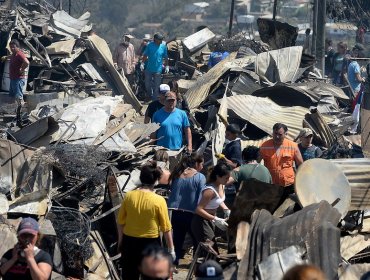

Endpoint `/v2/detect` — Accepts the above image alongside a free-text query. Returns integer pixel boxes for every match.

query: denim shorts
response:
[9,79,25,99]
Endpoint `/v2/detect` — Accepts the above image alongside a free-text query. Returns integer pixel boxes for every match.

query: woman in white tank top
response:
[191,161,231,253]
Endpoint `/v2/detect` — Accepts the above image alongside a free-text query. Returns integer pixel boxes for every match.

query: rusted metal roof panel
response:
[238,201,341,280]
[225,95,310,140]
[186,54,254,109]
[331,158,370,210]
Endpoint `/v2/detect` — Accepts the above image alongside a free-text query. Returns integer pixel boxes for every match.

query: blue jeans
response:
[144,70,161,100]
[9,79,25,99]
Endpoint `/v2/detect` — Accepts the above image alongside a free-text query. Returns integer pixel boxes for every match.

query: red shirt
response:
[9,50,27,80]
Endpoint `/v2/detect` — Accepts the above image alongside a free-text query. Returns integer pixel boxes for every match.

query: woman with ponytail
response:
[191,161,231,253]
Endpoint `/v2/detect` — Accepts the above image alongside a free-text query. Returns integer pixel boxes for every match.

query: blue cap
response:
[17,217,39,236]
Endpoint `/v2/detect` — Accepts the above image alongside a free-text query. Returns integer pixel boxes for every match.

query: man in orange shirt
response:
[259,123,303,197]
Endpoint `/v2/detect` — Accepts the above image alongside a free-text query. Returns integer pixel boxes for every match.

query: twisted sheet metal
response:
[186,54,254,109]
[331,158,370,210]
[238,201,341,280]
[225,95,309,140]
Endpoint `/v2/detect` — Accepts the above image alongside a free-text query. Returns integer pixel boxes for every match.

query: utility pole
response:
[273,0,278,21]
[68,0,72,15]
[228,0,235,38]
[316,0,326,74]
[311,0,326,74]
[312,0,318,56]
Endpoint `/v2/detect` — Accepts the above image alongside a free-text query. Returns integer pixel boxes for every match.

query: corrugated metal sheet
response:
[331,158,370,210]
[225,95,309,140]
[186,54,254,109]
[252,82,347,109]
[238,201,341,280]
[255,46,302,84]
[241,137,271,148]
[231,72,262,95]
[297,81,349,101]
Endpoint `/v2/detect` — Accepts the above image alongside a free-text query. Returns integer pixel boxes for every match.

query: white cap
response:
[159,84,170,93]
[123,34,134,39]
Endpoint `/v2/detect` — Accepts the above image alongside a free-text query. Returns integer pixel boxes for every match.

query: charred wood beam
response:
[17,12,52,67]
[58,62,78,82]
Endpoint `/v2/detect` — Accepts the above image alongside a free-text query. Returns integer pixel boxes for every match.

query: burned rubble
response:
[0,1,370,280]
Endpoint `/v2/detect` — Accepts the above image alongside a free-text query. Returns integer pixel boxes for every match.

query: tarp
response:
[54,96,123,141]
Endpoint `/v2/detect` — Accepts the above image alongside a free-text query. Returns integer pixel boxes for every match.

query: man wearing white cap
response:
[144,84,169,123]
[113,34,136,86]
[296,128,322,161]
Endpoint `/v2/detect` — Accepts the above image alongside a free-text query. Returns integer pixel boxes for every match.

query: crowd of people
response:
[325,39,368,134]
[113,114,325,278]
[2,32,368,280]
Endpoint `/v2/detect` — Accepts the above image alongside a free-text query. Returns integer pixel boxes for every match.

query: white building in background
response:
[184,2,209,14]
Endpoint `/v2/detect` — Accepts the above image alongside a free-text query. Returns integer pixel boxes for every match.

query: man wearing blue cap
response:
[141,33,169,101]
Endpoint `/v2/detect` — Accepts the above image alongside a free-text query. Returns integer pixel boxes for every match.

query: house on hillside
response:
[183,2,209,21]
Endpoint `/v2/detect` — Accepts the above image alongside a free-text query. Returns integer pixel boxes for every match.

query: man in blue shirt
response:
[142,33,169,101]
[151,91,192,151]
[348,44,365,95]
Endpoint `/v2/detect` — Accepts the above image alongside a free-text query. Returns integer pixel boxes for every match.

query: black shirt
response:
[176,97,190,114]
[223,139,243,166]
[145,100,164,121]
[2,248,52,280]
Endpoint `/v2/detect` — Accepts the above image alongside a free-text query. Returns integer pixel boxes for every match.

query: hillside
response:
[58,0,249,47]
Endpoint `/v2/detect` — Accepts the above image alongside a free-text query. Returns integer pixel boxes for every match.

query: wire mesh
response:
[44,144,110,185]
[47,206,93,270]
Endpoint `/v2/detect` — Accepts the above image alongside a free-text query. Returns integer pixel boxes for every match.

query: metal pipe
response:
[273,0,278,21]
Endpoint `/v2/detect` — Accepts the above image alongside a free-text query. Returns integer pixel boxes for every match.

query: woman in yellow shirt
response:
[117,161,174,280]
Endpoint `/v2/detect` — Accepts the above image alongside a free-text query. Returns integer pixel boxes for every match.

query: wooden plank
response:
[236,221,250,260]
[92,110,135,146]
